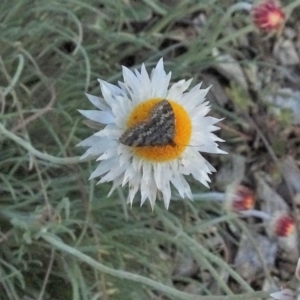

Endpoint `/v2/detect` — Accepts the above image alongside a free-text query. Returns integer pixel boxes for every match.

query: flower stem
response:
[42,233,269,300]
[0,122,82,165]
[173,192,225,202]
[240,210,271,220]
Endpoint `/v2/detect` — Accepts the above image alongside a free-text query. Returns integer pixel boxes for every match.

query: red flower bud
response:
[252,0,285,31]
[225,184,255,212]
[273,214,295,237]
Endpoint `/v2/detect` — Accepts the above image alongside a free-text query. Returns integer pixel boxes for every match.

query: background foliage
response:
[1,0,300,299]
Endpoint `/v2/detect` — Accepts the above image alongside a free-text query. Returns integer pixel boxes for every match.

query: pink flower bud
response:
[252,0,285,31]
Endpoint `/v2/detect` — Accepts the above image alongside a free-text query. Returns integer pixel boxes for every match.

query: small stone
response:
[274,38,300,66]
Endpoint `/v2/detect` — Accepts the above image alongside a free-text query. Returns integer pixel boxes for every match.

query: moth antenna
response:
[172,142,204,148]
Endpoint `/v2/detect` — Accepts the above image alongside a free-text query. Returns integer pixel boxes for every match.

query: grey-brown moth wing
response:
[119,100,176,147]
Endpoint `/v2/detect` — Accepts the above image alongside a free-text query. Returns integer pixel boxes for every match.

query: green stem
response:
[158,213,253,292]
[285,0,300,18]
[3,54,24,96]
[42,233,269,300]
[0,122,82,165]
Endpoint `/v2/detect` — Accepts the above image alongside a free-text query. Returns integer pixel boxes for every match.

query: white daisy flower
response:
[78,59,226,209]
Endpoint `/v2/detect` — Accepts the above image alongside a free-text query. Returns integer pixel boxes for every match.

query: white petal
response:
[96,147,118,161]
[150,59,171,98]
[128,173,141,205]
[169,160,192,199]
[77,135,100,147]
[189,102,211,118]
[153,163,163,190]
[155,164,172,209]
[94,125,122,139]
[81,142,111,159]
[138,64,152,100]
[180,149,211,187]
[99,164,127,183]
[167,79,192,101]
[111,95,132,128]
[85,93,110,111]
[142,162,152,184]
[78,110,115,124]
[171,172,192,199]
[78,136,114,159]
[122,66,141,103]
[140,174,157,209]
[118,145,133,166]
[122,163,137,187]
[99,80,120,107]
[108,176,124,197]
[148,179,158,209]
[179,86,210,109]
[89,157,118,179]
[98,79,125,98]
[162,180,171,209]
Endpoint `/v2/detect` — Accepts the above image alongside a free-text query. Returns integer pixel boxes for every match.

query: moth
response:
[119,99,176,147]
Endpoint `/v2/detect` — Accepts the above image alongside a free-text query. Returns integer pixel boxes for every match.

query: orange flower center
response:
[126,98,192,162]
